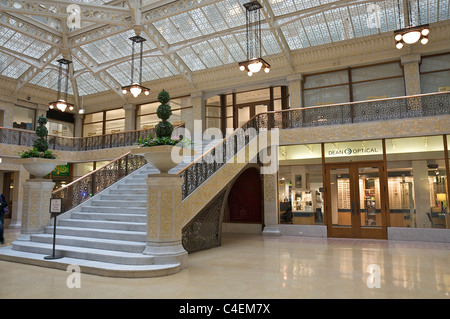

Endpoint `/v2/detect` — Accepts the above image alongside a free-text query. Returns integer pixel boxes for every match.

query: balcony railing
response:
[0,127,157,151]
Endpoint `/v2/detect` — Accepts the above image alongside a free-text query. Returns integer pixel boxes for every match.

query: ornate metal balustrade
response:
[179,91,450,200]
[52,152,147,214]
[0,127,157,151]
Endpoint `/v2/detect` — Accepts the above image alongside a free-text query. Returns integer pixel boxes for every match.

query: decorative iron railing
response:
[51,152,147,213]
[179,91,450,199]
[0,127,157,151]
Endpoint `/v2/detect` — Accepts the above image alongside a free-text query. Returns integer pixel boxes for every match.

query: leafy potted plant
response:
[131,90,193,174]
[17,115,66,178]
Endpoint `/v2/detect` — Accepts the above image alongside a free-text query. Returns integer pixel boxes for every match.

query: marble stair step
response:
[31,233,146,253]
[12,241,153,265]
[47,226,146,242]
[58,218,146,232]
[71,212,146,223]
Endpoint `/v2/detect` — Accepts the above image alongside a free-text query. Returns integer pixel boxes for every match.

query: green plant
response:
[18,115,56,159]
[155,90,174,139]
[136,89,192,149]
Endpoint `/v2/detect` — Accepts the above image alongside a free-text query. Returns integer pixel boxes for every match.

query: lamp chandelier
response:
[48,58,74,112]
[122,35,150,98]
[238,1,270,76]
[394,0,429,49]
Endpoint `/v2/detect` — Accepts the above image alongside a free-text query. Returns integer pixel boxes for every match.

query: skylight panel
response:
[188,8,215,36]
[191,41,223,68]
[260,30,282,56]
[153,18,185,44]
[269,0,297,16]
[281,21,307,50]
[215,0,246,29]
[0,57,29,79]
[0,26,16,47]
[145,56,178,78]
[438,0,449,20]
[220,34,247,62]
[169,12,201,41]
[105,64,131,86]
[76,72,109,95]
[177,47,206,71]
[201,4,228,32]
[208,37,235,65]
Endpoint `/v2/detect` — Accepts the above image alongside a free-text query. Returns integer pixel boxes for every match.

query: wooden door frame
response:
[324,161,388,239]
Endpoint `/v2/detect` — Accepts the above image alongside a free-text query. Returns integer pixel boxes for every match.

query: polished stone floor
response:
[0,228,449,299]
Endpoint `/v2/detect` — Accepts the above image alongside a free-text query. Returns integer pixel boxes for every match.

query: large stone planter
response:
[131,145,194,174]
[18,157,67,179]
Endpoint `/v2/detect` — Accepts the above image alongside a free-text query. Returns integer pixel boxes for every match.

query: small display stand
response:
[44,198,63,260]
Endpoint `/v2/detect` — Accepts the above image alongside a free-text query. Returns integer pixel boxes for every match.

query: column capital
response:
[122,103,136,110]
[191,91,204,98]
[401,53,421,65]
[287,73,303,82]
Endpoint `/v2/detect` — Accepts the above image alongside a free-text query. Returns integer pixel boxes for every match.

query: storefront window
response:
[385,135,447,228]
[279,143,323,225]
[13,105,35,130]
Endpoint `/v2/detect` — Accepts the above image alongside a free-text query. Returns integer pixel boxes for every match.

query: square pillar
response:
[401,54,422,96]
[18,179,55,241]
[143,174,187,268]
[287,74,303,108]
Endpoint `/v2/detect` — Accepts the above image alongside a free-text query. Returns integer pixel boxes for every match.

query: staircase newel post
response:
[143,173,187,268]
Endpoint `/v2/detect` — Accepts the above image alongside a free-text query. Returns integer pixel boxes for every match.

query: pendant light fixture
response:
[122,34,150,98]
[238,1,270,76]
[394,0,429,49]
[48,58,74,112]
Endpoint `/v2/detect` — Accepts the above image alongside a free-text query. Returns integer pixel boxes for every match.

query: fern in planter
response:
[18,115,57,159]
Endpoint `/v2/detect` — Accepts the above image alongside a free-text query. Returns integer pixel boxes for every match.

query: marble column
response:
[143,174,187,268]
[262,145,281,236]
[412,160,431,228]
[401,54,422,96]
[17,179,55,240]
[287,74,303,108]
[123,103,136,131]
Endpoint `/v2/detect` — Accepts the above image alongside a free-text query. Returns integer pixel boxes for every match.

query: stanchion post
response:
[44,198,63,260]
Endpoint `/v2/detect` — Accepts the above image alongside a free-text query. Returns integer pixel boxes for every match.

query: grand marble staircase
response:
[0,138,221,277]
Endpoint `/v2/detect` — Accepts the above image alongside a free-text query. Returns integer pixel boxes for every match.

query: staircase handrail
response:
[51,151,147,214]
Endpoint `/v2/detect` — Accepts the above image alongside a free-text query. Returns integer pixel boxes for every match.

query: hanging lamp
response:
[122,34,150,97]
[238,1,270,76]
[48,58,74,112]
[394,0,429,49]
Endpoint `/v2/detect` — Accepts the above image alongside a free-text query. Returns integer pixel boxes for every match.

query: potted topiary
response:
[131,90,193,174]
[17,115,66,178]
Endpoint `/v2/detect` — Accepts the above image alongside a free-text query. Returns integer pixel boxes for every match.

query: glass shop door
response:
[325,162,388,239]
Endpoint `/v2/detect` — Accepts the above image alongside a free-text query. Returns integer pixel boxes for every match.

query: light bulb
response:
[247,71,253,76]
[394,34,403,41]
[145,90,149,95]
[248,61,262,73]
[130,84,142,98]
[239,65,245,71]
[396,42,404,49]
[421,28,430,36]
[264,67,270,73]
[56,99,67,112]
[69,105,74,111]
[421,37,428,45]
[122,88,127,94]
[402,30,421,44]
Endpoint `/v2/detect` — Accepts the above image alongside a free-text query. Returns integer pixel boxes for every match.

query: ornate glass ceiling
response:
[0,0,449,100]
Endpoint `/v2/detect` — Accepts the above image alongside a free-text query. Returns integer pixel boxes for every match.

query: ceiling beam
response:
[0,0,131,26]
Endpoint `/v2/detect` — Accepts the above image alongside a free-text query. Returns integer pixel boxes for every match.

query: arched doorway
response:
[227,167,262,223]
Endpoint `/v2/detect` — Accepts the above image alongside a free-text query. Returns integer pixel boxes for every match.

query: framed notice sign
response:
[50,198,62,214]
